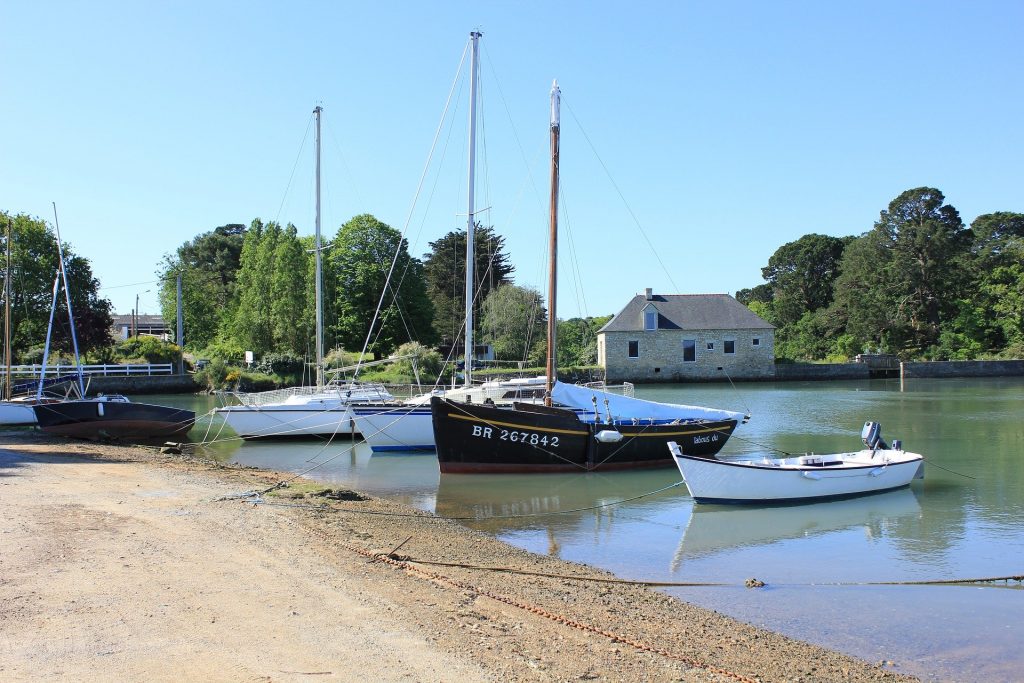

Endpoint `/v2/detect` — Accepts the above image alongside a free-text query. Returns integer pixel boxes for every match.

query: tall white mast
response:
[463,30,481,387]
[314,105,324,389]
[545,80,560,406]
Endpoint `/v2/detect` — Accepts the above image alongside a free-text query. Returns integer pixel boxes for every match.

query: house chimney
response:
[644,287,653,300]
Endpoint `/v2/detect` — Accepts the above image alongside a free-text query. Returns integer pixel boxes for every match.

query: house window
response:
[707,342,715,351]
[628,340,639,358]
[752,337,760,347]
[644,309,657,331]
[682,339,696,362]
[724,340,735,354]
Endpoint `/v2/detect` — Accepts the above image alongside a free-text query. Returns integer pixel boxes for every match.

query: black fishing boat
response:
[431,81,747,474]
[33,395,195,441]
[431,392,739,474]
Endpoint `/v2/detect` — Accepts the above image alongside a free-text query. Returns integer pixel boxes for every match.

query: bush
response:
[113,337,182,364]
[235,371,277,392]
[253,352,308,384]
[194,358,230,392]
[198,338,247,365]
[389,342,443,382]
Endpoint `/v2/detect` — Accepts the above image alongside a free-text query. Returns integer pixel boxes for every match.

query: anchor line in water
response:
[213,493,1024,594]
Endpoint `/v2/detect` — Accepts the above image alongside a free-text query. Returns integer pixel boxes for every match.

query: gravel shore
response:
[0,430,919,682]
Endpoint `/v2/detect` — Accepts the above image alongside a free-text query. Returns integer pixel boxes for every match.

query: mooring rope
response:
[292,515,758,683]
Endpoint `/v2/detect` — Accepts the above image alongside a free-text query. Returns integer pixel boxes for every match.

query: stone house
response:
[597,290,774,382]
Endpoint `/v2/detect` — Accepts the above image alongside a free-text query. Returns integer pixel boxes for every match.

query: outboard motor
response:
[861,421,889,450]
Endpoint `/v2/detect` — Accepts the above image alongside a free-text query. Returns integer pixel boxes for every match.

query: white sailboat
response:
[215,107,393,438]
[353,31,550,451]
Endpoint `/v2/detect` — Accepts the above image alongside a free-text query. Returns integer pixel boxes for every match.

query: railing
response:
[227,381,394,407]
[2,363,175,378]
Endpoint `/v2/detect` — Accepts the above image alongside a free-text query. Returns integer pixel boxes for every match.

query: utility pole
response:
[176,272,184,374]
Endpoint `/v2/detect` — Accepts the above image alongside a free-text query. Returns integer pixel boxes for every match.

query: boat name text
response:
[471,425,561,448]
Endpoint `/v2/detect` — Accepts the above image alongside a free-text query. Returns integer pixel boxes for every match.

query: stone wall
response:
[773,363,871,381]
[600,328,774,382]
[900,360,1024,378]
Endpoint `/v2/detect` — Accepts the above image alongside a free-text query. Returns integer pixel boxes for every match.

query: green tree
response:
[556,315,611,366]
[1,211,112,360]
[269,224,311,356]
[230,219,276,355]
[967,212,1024,353]
[329,214,435,359]
[833,188,969,354]
[157,223,246,350]
[762,234,850,326]
[422,223,514,345]
[480,284,547,363]
[735,284,773,306]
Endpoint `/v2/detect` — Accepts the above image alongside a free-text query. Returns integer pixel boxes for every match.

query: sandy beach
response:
[0,430,918,682]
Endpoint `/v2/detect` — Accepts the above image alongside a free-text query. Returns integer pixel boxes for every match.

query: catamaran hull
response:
[33,401,195,441]
[432,397,737,474]
[673,450,924,504]
[218,405,358,438]
[352,406,434,451]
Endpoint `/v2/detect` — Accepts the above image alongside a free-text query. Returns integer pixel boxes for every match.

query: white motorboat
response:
[669,422,924,504]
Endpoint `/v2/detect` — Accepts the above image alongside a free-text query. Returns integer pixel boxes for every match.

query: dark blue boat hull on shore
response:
[32,400,195,441]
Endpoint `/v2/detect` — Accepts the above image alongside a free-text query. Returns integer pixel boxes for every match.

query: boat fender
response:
[97,402,105,417]
[801,471,822,480]
[595,430,623,443]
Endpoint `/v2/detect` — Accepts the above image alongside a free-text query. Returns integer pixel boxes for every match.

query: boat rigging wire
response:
[562,96,679,294]
[274,114,315,226]
[352,38,470,379]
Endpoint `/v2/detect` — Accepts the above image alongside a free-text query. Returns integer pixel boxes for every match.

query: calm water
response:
[153,378,1024,682]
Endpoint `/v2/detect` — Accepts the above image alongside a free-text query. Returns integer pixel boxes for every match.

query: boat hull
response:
[217,403,358,438]
[432,397,737,474]
[673,449,924,504]
[0,401,38,426]
[352,406,434,451]
[33,401,195,441]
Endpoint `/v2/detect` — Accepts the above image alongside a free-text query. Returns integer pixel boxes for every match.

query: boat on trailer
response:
[669,422,924,504]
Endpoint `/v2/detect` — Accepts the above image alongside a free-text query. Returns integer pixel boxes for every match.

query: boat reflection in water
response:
[671,487,922,570]
[434,469,679,535]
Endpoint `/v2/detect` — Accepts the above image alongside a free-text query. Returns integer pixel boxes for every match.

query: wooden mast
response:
[545,81,560,406]
[4,219,11,401]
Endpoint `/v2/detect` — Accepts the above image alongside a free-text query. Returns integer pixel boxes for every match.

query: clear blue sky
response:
[3,1,1022,321]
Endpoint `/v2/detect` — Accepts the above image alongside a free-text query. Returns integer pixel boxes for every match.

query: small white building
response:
[598,290,774,382]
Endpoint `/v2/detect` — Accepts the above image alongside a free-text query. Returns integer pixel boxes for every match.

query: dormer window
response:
[643,307,658,331]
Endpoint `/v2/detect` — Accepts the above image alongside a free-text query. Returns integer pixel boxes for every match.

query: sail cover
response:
[551,381,746,423]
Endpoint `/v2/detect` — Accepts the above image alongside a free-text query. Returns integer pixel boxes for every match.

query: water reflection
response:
[671,488,923,569]
[434,469,681,533]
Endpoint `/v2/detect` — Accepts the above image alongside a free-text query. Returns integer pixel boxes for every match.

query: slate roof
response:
[599,293,774,332]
